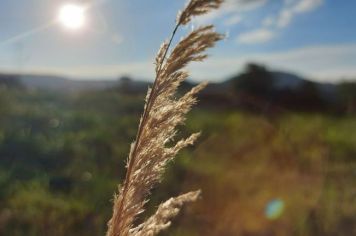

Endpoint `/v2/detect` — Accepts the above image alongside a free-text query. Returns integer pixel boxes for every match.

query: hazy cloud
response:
[111,33,124,45]
[7,44,356,83]
[224,0,268,11]
[294,0,323,13]
[189,43,356,82]
[224,15,242,26]
[262,16,274,27]
[247,0,324,45]
[275,0,324,28]
[277,9,294,28]
[193,0,267,25]
[237,29,275,44]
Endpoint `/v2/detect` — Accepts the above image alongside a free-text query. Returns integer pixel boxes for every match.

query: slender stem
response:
[112,22,181,235]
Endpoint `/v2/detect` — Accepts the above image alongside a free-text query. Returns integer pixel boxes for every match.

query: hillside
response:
[0,80,354,235]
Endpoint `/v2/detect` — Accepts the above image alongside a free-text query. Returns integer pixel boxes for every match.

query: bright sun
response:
[58,4,85,30]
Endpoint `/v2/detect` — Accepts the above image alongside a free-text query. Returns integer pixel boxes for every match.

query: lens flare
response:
[265,199,285,220]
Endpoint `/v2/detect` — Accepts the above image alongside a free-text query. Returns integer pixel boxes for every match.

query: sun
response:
[58,4,86,30]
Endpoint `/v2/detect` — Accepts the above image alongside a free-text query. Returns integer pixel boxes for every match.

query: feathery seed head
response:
[107,1,223,235]
[177,0,224,25]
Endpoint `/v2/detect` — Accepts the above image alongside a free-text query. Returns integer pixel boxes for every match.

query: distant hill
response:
[1,63,355,113]
[19,75,119,92]
[0,66,337,96]
[225,66,337,98]
[0,73,149,93]
[0,74,24,89]
[269,71,337,102]
[199,64,343,112]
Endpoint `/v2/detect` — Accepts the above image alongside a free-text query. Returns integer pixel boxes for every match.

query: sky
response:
[0,0,355,82]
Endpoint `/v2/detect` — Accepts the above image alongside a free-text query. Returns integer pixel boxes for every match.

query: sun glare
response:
[58,4,85,30]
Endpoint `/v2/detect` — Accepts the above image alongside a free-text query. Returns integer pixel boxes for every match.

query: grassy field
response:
[0,88,355,235]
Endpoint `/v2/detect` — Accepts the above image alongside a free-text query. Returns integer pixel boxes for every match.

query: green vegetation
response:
[0,87,354,235]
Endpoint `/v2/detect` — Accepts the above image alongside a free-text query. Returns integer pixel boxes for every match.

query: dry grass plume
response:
[107,1,224,235]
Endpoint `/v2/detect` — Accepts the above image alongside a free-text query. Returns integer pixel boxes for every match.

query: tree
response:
[234,63,274,97]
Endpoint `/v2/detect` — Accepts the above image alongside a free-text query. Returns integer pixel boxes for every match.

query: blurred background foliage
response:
[0,65,355,235]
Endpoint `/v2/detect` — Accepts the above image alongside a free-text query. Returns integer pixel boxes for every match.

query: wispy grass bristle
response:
[130,190,201,236]
[177,0,224,25]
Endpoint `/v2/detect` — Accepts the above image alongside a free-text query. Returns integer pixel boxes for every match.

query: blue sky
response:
[0,0,355,82]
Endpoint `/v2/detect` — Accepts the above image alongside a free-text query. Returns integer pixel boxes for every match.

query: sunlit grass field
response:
[0,89,355,235]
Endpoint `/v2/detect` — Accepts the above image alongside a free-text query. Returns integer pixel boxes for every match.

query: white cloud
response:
[294,0,323,13]
[224,15,242,26]
[5,44,356,83]
[2,61,154,80]
[237,0,324,46]
[189,44,356,82]
[262,16,274,27]
[224,0,268,11]
[237,29,275,44]
[277,9,293,28]
[283,0,296,5]
[275,0,324,28]
[199,0,322,28]
[67,61,154,79]
[111,33,124,45]
[193,0,267,25]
